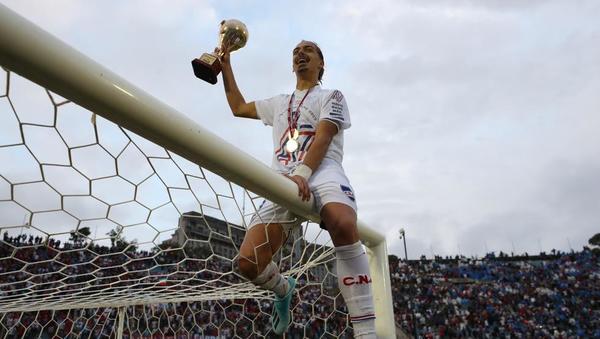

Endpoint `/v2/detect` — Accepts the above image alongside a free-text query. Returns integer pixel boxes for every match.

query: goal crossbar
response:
[0,4,395,338]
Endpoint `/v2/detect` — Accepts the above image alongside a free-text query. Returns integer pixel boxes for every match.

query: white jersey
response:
[255,85,351,173]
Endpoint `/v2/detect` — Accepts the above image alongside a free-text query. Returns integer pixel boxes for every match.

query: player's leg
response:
[237,202,300,335]
[238,222,288,295]
[321,202,376,339]
[237,201,297,285]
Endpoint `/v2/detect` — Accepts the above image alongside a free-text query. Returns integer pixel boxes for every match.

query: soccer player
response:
[217,40,376,338]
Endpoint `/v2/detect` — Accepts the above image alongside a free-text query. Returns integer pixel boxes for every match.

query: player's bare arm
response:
[219,49,257,119]
[288,119,338,201]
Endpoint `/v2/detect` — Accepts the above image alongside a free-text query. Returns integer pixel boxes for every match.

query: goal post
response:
[0,3,395,338]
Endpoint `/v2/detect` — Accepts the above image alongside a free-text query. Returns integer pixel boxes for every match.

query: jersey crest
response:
[340,185,355,202]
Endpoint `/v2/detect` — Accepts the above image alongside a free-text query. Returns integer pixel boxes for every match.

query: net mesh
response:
[0,68,355,338]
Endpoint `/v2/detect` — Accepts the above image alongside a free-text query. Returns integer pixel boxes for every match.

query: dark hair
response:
[315,44,325,82]
[301,40,325,83]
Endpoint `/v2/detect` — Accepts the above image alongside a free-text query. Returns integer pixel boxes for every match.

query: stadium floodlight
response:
[0,3,395,338]
[399,228,408,261]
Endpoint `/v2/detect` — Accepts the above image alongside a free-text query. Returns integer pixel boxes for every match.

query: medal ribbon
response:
[287,87,312,137]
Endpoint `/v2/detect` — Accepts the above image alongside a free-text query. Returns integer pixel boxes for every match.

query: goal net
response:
[0,68,352,338]
[0,4,394,338]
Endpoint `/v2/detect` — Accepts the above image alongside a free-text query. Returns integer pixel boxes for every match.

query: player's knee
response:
[237,244,273,281]
[326,215,356,239]
[237,255,259,281]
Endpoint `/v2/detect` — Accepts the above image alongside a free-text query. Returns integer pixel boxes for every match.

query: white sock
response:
[335,241,376,338]
[251,261,289,298]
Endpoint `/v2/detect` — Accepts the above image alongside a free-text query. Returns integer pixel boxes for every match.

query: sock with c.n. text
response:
[335,241,376,338]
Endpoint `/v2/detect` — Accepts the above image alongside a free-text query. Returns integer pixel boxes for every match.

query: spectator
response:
[391,249,599,338]
[1,234,598,338]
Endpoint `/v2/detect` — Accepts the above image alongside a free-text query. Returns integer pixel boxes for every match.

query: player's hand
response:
[284,174,311,202]
[214,47,230,64]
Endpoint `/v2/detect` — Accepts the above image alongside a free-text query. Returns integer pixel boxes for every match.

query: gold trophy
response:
[192,19,249,84]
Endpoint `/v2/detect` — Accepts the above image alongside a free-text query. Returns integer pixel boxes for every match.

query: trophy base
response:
[192,53,222,84]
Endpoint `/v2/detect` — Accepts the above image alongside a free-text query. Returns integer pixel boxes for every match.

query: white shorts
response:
[248,160,357,234]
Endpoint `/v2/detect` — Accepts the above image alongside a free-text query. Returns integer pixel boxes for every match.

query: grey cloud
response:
[2,0,599,259]
[327,0,600,257]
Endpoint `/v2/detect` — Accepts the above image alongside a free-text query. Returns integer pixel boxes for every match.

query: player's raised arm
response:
[219,49,258,119]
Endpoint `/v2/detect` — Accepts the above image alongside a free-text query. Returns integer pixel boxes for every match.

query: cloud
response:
[322,0,600,256]
[1,0,599,258]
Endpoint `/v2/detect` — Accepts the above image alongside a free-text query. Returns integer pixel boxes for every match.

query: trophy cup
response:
[192,19,249,84]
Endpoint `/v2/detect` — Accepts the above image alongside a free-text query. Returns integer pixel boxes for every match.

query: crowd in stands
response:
[1,232,599,338]
[391,249,600,338]
[0,232,349,338]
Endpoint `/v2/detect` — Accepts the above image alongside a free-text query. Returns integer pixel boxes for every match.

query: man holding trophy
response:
[194,20,376,338]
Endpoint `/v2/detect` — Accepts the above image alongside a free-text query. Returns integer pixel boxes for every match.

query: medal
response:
[285,139,299,153]
[285,129,299,152]
[285,87,313,153]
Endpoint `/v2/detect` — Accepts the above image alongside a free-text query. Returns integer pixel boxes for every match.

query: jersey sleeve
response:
[320,89,351,131]
[255,94,285,126]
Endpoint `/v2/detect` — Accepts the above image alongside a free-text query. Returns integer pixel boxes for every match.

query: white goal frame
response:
[0,4,395,338]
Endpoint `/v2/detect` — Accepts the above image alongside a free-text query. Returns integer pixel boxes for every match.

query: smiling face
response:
[293,40,324,81]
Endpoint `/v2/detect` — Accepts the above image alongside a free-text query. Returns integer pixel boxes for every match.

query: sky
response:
[1,0,599,259]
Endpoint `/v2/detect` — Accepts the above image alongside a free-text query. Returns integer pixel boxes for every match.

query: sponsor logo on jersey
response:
[331,90,344,103]
[342,274,372,286]
[340,185,355,202]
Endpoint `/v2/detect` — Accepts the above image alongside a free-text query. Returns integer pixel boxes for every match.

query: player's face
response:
[292,41,323,78]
